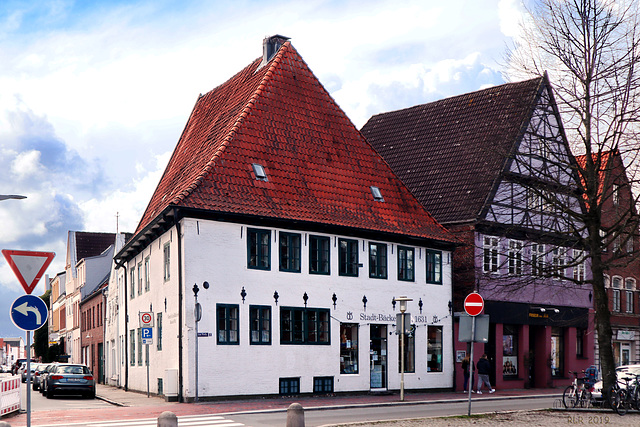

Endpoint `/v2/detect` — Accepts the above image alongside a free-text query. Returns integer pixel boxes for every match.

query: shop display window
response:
[551,327,564,377]
[340,323,359,374]
[502,325,518,376]
[427,326,443,372]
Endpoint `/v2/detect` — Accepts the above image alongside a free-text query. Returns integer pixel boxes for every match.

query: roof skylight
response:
[252,163,268,181]
[371,186,384,202]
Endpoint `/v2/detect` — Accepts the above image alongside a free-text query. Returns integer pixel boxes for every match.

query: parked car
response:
[592,364,640,401]
[39,363,58,395]
[20,361,38,383]
[45,364,95,399]
[32,363,53,391]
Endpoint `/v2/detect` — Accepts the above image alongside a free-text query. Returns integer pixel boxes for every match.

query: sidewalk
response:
[95,384,563,413]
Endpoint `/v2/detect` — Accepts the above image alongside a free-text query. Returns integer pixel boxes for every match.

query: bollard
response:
[0,421,12,427]
[157,411,178,427]
[286,402,305,427]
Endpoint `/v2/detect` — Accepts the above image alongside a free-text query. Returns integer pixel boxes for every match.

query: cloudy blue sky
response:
[0,0,523,337]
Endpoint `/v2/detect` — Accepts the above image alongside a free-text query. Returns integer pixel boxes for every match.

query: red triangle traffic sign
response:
[2,249,55,294]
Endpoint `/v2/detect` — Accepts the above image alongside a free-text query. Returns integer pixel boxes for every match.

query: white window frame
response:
[163,243,170,282]
[613,289,621,312]
[483,236,499,274]
[532,244,545,277]
[508,240,523,275]
[552,247,566,280]
[572,250,585,282]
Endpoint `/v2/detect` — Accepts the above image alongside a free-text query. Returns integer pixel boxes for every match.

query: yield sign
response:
[2,249,55,294]
[464,292,484,317]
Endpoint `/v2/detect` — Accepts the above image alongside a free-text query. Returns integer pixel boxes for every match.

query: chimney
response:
[259,34,290,69]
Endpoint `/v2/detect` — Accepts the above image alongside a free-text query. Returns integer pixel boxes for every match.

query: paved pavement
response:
[3,385,565,426]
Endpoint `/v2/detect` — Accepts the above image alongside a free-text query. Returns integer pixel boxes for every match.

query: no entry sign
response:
[464,292,484,316]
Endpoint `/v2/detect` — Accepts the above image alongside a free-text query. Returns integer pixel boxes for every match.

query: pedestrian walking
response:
[476,353,495,394]
[461,355,475,392]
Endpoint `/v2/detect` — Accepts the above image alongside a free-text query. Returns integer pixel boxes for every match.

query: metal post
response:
[26,330,31,427]
[195,301,198,403]
[467,316,476,416]
[400,312,405,401]
[146,343,150,398]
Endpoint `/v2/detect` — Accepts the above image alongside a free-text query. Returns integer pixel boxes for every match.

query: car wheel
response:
[32,383,38,391]
[46,388,54,399]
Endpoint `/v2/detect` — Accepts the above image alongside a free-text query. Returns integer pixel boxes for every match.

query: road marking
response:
[82,414,246,427]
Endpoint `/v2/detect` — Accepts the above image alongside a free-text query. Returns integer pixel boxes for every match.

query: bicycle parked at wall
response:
[608,373,640,415]
[563,370,593,408]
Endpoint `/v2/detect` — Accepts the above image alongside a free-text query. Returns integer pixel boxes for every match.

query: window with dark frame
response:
[130,329,135,366]
[397,246,415,281]
[280,307,330,344]
[217,304,239,344]
[339,238,358,277]
[369,242,387,279]
[248,228,271,270]
[250,305,271,345]
[157,312,163,351]
[576,328,585,358]
[163,243,170,281]
[279,377,300,395]
[313,376,334,393]
[279,232,301,272]
[309,235,330,275]
[426,250,442,284]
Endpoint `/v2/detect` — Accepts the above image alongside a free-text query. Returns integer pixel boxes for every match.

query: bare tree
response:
[505,0,640,394]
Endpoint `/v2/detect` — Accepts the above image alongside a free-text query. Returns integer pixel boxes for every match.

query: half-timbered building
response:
[362,75,594,390]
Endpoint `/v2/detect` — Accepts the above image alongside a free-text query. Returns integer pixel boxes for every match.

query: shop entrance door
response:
[370,324,387,390]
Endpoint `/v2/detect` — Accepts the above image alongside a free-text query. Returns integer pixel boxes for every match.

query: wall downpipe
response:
[175,208,185,403]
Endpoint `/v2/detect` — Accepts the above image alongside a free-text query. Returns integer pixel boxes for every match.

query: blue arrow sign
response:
[10,294,48,331]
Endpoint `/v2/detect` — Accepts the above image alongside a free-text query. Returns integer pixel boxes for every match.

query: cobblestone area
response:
[332,410,640,426]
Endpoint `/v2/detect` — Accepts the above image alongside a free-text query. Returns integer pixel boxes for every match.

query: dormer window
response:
[370,186,384,202]
[252,163,268,181]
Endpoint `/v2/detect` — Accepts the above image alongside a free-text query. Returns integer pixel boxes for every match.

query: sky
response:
[0,0,524,338]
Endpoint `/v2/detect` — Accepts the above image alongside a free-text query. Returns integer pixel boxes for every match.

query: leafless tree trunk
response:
[505,0,640,394]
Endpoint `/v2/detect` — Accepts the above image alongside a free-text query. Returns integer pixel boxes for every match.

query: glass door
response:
[370,324,387,389]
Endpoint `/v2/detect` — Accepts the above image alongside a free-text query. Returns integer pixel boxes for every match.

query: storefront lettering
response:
[360,313,396,322]
[528,312,549,319]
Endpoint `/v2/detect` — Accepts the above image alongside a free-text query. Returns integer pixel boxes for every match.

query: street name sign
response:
[463,292,484,316]
[10,295,49,331]
[2,249,55,294]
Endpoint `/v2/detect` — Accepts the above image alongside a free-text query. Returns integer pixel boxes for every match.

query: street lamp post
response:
[193,281,209,402]
[394,296,412,401]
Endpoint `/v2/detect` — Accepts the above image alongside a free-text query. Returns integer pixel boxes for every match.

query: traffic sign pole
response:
[463,292,484,417]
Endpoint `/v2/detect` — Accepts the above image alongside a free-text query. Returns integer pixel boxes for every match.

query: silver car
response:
[592,364,640,401]
[45,364,96,399]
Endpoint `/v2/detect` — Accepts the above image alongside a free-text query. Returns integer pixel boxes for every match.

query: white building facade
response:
[118,218,453,399]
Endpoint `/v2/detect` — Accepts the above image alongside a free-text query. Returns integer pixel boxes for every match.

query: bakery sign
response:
[350,311,437,324]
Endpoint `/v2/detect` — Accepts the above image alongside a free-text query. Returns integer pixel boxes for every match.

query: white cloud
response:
[498,0,524,38]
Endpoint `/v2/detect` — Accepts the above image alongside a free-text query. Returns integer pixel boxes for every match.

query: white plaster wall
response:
[122,218,453,398]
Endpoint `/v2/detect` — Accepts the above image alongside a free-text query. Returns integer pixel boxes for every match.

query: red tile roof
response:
[361,77,544,224]
[135,41,455,244]
[575,150,618,207]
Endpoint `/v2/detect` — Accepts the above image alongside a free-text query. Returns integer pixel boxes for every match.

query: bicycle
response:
[609,374,640,415]
[564,370,592,408]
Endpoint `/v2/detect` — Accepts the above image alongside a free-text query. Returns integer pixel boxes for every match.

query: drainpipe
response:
[174,208,184,403]
[117,262,129,392]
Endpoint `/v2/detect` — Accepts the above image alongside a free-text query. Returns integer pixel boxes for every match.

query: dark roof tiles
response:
[361,77,544,224]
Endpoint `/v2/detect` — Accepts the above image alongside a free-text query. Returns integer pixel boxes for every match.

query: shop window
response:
[340,323,359,374]
[339,238,359,277]
[398,325,415,373]
[279,377,300,395]
[483,236,499,273]
[397,246,415,281]
[576,328,585,358]
[426,250,442,284]
[531,244,545,276]
[280,307,330,344]
[313,376,334,393]
[551,327,564,377]
[502,325,518,377]
[369,242,387,279]
[508,240,523,275]
[279,232,301,272]
[427,326,443,372]
[217,304,239,344]
[250,305,271,345]
[247,228,271,270]
[309,235,330,275]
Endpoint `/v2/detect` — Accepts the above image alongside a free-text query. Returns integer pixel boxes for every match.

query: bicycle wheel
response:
[608,385,620,411]
[563,385,578,408]
[615,389,628,416]
[580,390,592,408]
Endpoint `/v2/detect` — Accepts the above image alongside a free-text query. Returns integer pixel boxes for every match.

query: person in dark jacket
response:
[476,354,495,394]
